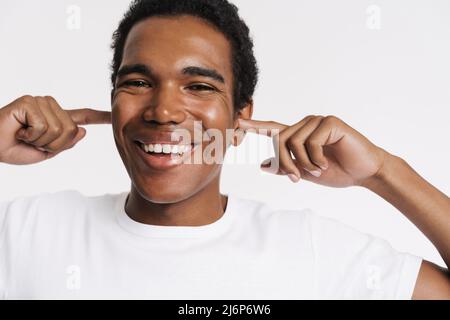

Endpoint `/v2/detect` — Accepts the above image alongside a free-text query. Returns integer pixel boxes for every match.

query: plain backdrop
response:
[0,0,448,267]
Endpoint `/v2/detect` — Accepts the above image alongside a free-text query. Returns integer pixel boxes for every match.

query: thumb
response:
[63,127,87,150]
[16,127,34,142]
[16,128,27,140]
[260,157,285,175]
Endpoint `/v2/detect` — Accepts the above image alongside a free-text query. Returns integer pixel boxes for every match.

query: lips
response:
[130,129,204,170]
[132,129,202,146]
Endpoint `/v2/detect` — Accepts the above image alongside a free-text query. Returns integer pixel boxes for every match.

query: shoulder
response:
[2,189,117,213]
[0,190,125,233]
[228,194,374,237]
[304,211,423,299]
[228,194,315,238]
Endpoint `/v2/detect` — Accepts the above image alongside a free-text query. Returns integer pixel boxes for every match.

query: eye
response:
[122,80,151,88]
[188,84,215,91]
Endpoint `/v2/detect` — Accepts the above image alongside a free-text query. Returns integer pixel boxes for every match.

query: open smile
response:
[133,140,201,170]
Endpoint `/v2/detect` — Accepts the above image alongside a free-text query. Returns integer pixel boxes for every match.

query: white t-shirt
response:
[0,190,422,300]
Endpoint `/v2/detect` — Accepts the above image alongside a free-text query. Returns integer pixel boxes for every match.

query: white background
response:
[0,0,448,267]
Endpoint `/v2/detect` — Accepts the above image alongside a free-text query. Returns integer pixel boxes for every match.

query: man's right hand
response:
[0,95,111,165]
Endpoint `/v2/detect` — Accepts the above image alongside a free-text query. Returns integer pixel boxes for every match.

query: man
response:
[0,0,449,299]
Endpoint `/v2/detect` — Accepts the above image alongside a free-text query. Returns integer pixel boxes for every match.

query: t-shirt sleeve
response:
[0,193,53,299]
[0,190,87,299]
[308,211,423,299]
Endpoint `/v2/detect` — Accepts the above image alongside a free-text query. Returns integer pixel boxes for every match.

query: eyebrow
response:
[117,64,153,80]
[182,66,225,84]
[116,64,225,84]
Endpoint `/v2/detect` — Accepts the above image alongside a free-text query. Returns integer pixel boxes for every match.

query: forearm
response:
[361,151,450,269]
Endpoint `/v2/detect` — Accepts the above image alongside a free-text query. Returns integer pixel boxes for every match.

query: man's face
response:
[112,15,242,203]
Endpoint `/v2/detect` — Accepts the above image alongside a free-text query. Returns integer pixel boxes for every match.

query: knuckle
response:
[67,124,78,135]
[20,95,34,104]
[305,137,320,148]
[49,125,63,136]
[44,96,57,104]
[287,135,304,147]
[34,122,48,132]
[35,96,47,105]
[324,115,339,124]
[314,115,325,123]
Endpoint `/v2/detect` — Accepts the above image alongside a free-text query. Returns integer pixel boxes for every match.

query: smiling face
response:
[112,15,251,204]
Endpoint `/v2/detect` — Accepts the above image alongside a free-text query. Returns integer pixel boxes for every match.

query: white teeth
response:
[162,145,171,154]
[140,143,194,155]
[154,144,162,153]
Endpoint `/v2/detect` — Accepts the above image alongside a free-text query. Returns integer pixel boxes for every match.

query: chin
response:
[129,165,221,204]
[132,178,198,204]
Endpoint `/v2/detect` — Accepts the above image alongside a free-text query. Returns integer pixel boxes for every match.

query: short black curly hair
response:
[110,0,259,113]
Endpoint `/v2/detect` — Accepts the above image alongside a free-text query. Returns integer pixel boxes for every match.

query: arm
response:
[361,152,450,299]
[239,115,450,299]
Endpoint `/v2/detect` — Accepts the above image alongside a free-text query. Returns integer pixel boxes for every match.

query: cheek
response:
[112,94,142,120]
[177,95,234,160]
[183,95,233,132]
[111,94,144,139]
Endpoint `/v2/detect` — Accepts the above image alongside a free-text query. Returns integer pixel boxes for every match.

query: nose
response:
[142,82,187,125]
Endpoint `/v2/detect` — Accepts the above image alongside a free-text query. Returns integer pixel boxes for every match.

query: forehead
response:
[122,15,232,79]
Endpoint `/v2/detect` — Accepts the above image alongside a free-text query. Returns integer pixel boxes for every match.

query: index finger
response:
[238,119,287,137]
[67,108,112,125]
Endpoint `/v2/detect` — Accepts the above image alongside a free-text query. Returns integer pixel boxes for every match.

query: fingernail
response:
[320,164,328,170]
[288,173,300,183]
[261,165,277,174]
[308,170,322,177]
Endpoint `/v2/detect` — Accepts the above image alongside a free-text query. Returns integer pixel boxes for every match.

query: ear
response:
[232,99,254,147]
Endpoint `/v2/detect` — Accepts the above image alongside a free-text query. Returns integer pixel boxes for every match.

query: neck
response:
[124,176,228,227]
